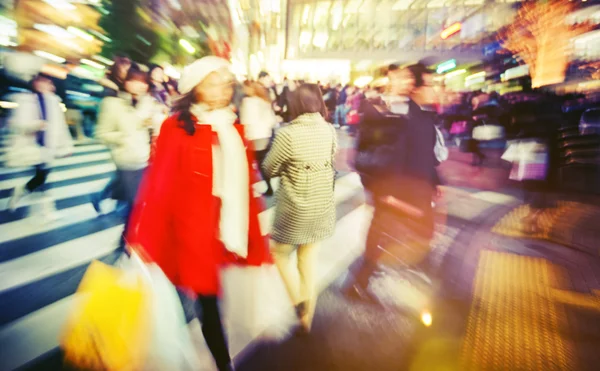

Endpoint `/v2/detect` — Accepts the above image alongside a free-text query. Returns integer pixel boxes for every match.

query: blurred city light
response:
[179,39,195,54]
[421,311,433,327]
[436,59,457,74]
[81,59,105,70]
[43,0,76,11]
[33,24,75,39]
[33,50,66,64]
[440,22,462,39]
[67,27,94,42]
[92,55,114,66]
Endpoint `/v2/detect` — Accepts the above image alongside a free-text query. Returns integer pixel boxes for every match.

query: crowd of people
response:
[3,53,487,370]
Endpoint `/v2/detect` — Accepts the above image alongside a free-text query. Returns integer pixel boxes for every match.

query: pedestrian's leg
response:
[342,210,386,303]
[197,296,232,371]
[255,149,273,195]
[297,242,320,329]
[272,242,301,306]
[10,165,47,210]
[26,165,50,193]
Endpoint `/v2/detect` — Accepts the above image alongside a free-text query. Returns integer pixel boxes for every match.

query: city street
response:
[1,130,600,371]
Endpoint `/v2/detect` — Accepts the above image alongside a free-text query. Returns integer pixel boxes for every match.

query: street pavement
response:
[1,130,600,371]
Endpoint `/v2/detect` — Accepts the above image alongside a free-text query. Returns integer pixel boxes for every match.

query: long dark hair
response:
[172,92,196,135]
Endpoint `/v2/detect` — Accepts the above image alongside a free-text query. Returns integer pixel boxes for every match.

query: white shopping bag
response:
[122,253,200,371]
[221,265,296,341]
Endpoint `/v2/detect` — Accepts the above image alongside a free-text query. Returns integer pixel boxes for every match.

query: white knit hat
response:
[178,56,231,95]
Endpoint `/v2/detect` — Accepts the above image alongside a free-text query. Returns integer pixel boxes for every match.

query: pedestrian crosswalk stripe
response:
[0,202,118,245]
[0,178,109,209]
[0,144,108,163]
[0,152,112,176]
[0,203,372,371]
[0,138,368,370]
[0,162,115,192]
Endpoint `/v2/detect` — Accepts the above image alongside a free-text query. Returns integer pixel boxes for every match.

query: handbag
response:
[4,134,43,168]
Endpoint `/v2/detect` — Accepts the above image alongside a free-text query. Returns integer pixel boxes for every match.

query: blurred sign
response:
[441,22,461,40]
[484,41,501,57]
[502,65,529,81]
[437,59,457,74]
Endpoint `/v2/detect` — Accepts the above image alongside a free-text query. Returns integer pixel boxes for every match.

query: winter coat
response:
[126,114,271,295]
[355,98,437,237]
[95,93,154,170]
[240,96,278,150]
[5,92,73,168]
[263,113,337,245]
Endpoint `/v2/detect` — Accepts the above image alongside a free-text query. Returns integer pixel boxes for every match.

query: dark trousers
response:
[26,165,50,193]
[197,296,231,371]
[254,148,273,193]
[349,203,434,289]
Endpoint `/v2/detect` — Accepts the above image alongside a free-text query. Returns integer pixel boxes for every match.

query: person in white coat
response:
[240,81,278,195]
[7,74,73,212]
[94,68,154,251]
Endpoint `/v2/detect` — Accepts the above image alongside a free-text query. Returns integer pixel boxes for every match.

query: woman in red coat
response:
[127,56,271,371]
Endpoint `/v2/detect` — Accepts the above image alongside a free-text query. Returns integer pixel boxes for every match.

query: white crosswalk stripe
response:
[0,140,369,371]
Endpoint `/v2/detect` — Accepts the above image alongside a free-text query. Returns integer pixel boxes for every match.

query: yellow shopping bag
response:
[61,260,151,371]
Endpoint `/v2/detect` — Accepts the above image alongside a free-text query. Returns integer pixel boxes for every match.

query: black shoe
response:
[341,283,381,306]
[91,195,102,215]
[264,188,274,197]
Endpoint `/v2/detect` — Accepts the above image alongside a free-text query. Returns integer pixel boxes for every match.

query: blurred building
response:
[283,0,521,83]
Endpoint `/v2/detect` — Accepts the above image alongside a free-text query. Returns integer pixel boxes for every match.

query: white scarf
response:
[190,104,249,258]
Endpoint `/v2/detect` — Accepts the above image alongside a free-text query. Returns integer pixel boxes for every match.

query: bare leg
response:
[272,242,301,307]
[297,242,320,329]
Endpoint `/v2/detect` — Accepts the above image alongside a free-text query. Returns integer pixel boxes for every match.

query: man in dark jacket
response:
[344,63,439,302]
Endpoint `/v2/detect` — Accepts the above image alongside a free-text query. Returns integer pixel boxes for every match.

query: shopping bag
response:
[119,253,200,371]
[504,140,549,181]
[61,260,152,371]
[472,124,505,141]
[221,265,296,341]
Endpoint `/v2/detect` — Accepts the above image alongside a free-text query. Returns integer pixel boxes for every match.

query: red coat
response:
[127,114,272,295]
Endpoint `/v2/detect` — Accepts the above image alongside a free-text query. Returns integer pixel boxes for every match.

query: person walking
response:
[334,84,349,128]
[94,68,154,250]
[345,63,439,303]
[7,74,73,216]
[126,56,271,371]
[241,81,278,196]
[263,83,337,333]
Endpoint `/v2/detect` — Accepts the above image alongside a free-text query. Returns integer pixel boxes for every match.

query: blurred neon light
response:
[93,55,114,66]
[466,71,486,80]
[179,39,195,54]
[67,27,94,41]
[43,0,76,10]
[81,59,105,69]
[33,50,66,63]
[0,101,18,109]
[67,90,91,97]
[436,59,456,74]
[89,29,111,42]
[354,76,374,88]
[163,64,181,79]
[34,24,74,39]
[441,22,462,40]
[445,69,467,79]
[421,311,432,327]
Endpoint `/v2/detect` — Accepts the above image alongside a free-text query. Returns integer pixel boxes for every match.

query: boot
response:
[9,184,27,212]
